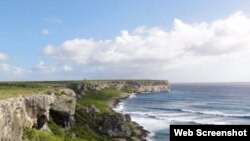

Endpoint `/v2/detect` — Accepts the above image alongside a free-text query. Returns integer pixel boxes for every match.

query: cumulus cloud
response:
[0,63,31,76]
[0,52,9,61]
[34,61,56,74]
[43,11,250,82]
[63,65,73,72]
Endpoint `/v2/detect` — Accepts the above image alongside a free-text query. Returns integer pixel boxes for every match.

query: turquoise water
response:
[114,83,250,141]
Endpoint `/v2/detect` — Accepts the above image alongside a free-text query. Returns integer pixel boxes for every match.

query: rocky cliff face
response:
[0,88,76,141]
[0,95,54,141]
[100,113,131,137]
[0,80,169,141]
[50,89,76,128]
[70,80,170,98]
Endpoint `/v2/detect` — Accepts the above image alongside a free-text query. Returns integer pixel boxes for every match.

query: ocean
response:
[114,83,250,141]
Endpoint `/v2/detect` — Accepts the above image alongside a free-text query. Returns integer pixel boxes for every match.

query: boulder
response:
[124,114,131,122]
[101,113,131,137]
[50,88,76,128]
[88,104,100,113]
[0,95,54,141]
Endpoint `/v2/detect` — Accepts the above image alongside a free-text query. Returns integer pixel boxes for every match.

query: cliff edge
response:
[0,80,170,141]
[0,88,76,141]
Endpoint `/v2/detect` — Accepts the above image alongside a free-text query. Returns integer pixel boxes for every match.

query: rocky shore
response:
[108,92,150,141]
[0,80,170,141]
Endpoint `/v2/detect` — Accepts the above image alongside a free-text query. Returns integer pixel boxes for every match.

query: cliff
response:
[0,88,76,141]
[0,80,170,141]
[69,80,170,98]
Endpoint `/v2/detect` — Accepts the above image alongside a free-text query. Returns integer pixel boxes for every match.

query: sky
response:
[1,0,250,82]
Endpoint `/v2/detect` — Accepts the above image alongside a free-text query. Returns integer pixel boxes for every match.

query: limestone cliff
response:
[0,88,76,141]
[70,80,170,98]
[0,80,169,141]
[0,95,54,141]
[50,89,76,128]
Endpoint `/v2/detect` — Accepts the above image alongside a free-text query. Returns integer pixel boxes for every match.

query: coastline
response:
[108,92,150,141]
[0,80,170,140]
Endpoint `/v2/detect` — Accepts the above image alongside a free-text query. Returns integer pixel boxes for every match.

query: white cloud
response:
[34,61,56,74]
[63,65,73,72]
[43,11,250,82]
[0,52,9,61]
[42,29,50,35]
[0,63,31,76]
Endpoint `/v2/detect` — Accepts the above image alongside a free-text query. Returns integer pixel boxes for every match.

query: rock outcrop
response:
[100,113,131,137]
[0,95,54,141]
[69,80,170,97]
[0,88,76,141]
[0,80,169,141]
[50,89,76,128]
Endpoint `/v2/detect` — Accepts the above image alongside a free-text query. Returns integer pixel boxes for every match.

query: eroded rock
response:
[50,88,76,128]
[101,113,131,137]
[0,95,54,141]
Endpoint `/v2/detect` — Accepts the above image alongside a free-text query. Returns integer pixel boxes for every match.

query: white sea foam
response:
[127,110,236,130]
[113,102,125,112]
[122,108,250,126]
[114,84,250,140]
[129,93,136,99]
[113,93,136,112]
[117,106,249,140]
[147,132,156,141]
[180,109,250,117]
[131,116,169,132]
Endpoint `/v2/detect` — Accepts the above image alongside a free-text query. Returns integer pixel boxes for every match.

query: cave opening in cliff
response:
[36,115,48,129]
[49,109,71,128]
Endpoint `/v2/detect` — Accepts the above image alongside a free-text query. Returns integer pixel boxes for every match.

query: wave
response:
[120,108,246,138]
[129,93,136,99]
[183,110,250,118]
[113,103,124,112]
[145,107,185,112]
[129,113,231,133]
[144,106,250,118]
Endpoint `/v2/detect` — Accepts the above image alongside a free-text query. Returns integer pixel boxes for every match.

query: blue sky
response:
[1,0,250,82]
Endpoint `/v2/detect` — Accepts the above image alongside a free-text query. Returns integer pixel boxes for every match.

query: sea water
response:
[114,83,250,141]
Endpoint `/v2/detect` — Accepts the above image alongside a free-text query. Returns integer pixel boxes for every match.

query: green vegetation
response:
[69,88,125,140]
[0,81,67,99]
[21,87,126,141]
[22,128,63,141]
[22,117,87,141]
[54,91,62,97]
[22,128,87,141]
[129,123,136,137]
[77,88,123,112]
[47,117,64,137]
[1,81,146,140]
[72,111,112,141]
[0,79,167,99]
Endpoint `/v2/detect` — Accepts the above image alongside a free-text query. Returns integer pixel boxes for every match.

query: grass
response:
[77,88,123,112]
[1,81,135,140]
[128,123,136,137]
[47,117,64,137]
[22,128,88,141]
[22,128,63,141]
[72,104,114,141]
[20,86,126,141]
[0,79,166,99]
[22,117,88,141]
[0,81,66,99]
[69,88,125,140]
[54,91,62,97]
